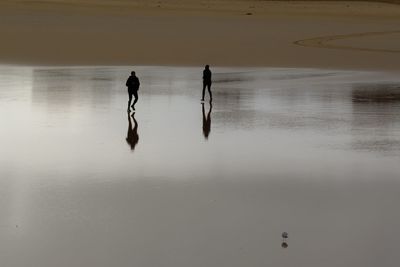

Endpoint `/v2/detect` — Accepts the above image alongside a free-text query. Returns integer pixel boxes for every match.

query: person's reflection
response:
[126,112,139,151]
[202,102,212,140]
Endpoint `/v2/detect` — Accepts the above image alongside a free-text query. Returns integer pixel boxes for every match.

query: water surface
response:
[0,66,400,267]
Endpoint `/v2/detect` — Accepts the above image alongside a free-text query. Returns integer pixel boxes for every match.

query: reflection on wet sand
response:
[126,112,139,151]
[31,68,119,112]
[212,87,257,130]
[352,83,400,103]
[351,83,400,154]
[1,66,400,267]
[31,69,74,110]
[202,102,212,140]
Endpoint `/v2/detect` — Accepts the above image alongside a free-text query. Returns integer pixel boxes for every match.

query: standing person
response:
[202,65,212,102]
[126,71,140,111]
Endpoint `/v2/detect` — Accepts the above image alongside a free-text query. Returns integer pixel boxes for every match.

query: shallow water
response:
[1,65,400,267]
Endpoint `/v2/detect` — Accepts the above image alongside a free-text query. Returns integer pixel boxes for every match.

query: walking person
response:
[126,71,140,111]
[201,65,212,102]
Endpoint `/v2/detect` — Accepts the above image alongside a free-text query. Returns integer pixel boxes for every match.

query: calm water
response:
[1,66,400,267]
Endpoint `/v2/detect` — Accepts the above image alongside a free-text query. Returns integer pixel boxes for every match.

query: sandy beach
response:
[1,1,400,70]
[1,2,400,267]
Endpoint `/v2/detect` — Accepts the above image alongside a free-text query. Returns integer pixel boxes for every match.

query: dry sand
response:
[1,0,400,70]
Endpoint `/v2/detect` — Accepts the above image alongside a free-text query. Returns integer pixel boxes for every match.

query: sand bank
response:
[1,1,400,70]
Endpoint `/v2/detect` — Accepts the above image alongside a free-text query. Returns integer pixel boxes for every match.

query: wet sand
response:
[1,65,400,266]
[1,1,400,69]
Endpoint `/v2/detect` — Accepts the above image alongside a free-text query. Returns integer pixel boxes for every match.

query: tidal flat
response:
[0,66,399,267]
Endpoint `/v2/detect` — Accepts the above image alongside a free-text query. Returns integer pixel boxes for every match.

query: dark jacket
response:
[126,75,140,90]
[203,69,212,84]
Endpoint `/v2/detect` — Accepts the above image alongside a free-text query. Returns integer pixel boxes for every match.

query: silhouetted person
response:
[126,112,139,151]
[202,65,212,102]
[126,71,140,111]
[202,102,212,139]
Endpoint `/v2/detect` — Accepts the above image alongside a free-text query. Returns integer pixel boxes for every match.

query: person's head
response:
[205,65,209,70]
[131,71,136,76]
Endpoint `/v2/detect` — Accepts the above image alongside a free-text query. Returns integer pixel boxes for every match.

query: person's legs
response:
[131,90,138,110]
[207,83,212,101]
[202,82,206,101]
[128,93,132,111]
